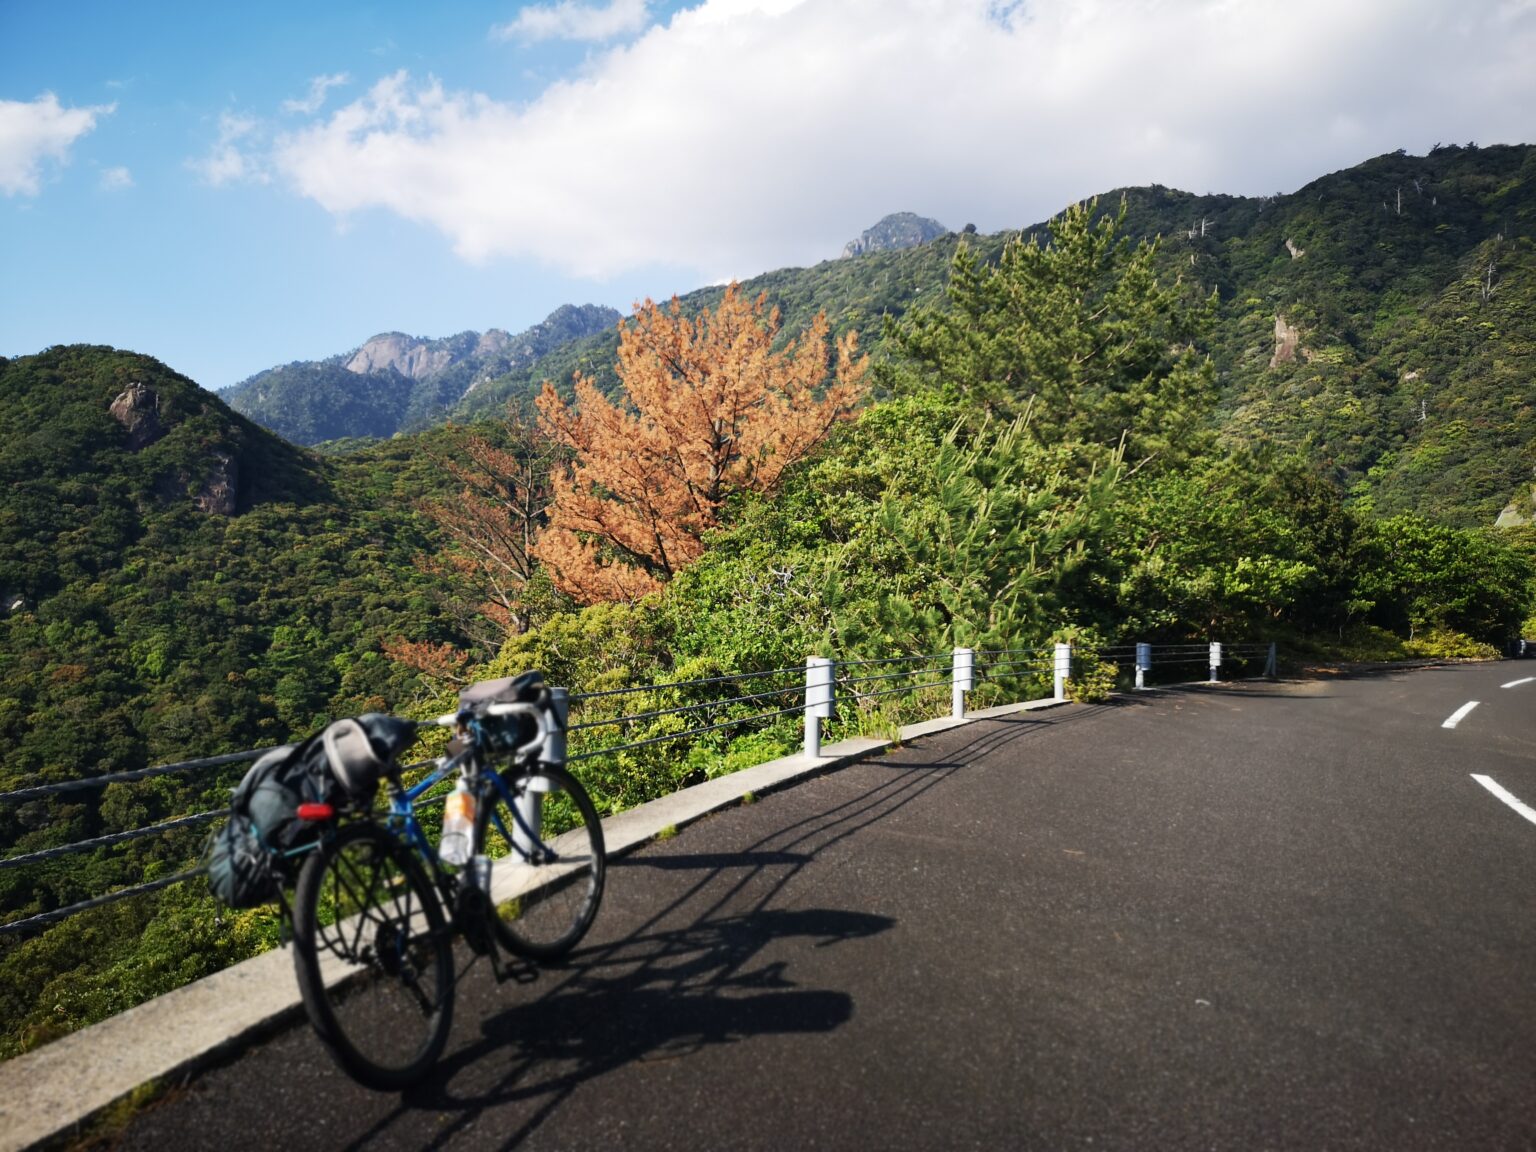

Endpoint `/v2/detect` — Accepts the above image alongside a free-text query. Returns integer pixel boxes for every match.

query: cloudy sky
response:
[2,0,1533,390]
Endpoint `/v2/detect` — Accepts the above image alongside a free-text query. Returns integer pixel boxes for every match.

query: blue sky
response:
[3,0,1533,391]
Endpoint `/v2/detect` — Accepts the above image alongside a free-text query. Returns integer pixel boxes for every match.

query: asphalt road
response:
[103,664,1536,1151]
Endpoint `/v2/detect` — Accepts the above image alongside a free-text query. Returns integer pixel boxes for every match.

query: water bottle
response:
[439,778,475,866]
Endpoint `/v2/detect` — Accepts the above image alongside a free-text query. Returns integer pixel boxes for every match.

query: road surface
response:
[105,663,1536,1150]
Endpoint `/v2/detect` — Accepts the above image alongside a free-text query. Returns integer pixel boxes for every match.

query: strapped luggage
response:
[206,714,415,908]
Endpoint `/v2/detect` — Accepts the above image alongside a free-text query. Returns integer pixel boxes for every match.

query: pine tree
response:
[890,198,1216,465]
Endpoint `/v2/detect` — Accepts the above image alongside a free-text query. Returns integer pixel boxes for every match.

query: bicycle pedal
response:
[494,958,538,985]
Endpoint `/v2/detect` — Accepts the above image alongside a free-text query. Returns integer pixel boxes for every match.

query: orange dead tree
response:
[536,283,866,603]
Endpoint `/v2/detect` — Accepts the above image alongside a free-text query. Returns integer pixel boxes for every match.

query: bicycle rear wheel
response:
[292,822,454,1089]
[476,764,605,961]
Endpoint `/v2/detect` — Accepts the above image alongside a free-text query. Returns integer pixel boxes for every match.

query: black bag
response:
[206,738,332,908]
[206,715,415,909]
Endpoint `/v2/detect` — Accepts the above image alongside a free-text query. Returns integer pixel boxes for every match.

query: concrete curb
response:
[0,696,1068,1152]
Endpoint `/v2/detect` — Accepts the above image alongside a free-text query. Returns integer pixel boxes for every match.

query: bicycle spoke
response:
[292,824,454,1089]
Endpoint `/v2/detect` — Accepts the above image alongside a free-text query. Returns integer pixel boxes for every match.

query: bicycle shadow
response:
[353,906,892,1151]
[484,906,886,1063]
[336,707,1096,1150]
[339,752,951,1151]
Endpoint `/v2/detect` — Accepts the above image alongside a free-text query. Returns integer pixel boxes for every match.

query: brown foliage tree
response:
[416,412,559,651]
[379,637,472,686]
[536,284,866,603]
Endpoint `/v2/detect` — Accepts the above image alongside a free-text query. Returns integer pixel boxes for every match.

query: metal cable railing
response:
[835,654,951,704]
[0,637,1278,939]
[567,663,805,704]
[0,747,275,805]
[0,809,228,872]
[569,703,807,764]
[568,680,803,733]
[838,665,949,687]
[0,868,207,938]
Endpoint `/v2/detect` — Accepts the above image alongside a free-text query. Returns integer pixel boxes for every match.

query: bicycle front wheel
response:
[476,764,605,961]
[292,822,454,1089]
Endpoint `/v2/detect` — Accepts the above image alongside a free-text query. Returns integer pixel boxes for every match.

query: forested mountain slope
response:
[1114,143,1536,526]
[0,345,459,800]
[459,144,1535,526]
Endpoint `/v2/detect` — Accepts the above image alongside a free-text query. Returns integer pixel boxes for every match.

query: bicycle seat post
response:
[514,687,567,857]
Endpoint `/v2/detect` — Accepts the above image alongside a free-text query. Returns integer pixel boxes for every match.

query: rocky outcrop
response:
[193,452,239,516]
[1270,315,1306,368]
[462,304,622,397]
[346,333,462,381]
[1285,238,1306,260]
[226,304,622,444]
[108,383,167,450]
[842,212,948,258]
[1496,483,1536,528]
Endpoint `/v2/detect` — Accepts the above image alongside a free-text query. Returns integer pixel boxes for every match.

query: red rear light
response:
[296,803,335,822]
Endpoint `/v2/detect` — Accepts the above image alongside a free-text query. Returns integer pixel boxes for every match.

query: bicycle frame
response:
[384,746,551,885]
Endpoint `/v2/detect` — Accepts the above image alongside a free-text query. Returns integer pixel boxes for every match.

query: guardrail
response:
[0,638,1277,940]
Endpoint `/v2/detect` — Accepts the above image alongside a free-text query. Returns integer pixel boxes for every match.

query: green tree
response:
[1355,515,1532,641]
[888,198,1216,465]
[1106,453,1363,640]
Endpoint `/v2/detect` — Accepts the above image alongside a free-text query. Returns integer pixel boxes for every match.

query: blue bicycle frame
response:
[386,749,544,875]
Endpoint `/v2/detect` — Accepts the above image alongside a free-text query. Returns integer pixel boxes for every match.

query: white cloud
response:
[189,112,266,186]
[100,165,133,191]
[282,73,350,115]
[493,0,651,43]
[0,93,114,196]
[272,0,1536,280]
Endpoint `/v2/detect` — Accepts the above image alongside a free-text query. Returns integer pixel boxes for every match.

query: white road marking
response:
[1501,676,1535,689]
[1471,775,1536,827]
[1442,701,1480,729]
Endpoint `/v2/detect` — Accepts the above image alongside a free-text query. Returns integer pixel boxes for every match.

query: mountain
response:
[0,344,506,1055]
[217,146,1533,524]
[0,346,447,773]
[841,212,949,258]
[1102,143,1536,527]
[462,144,1536,528]
[223,303,620,446]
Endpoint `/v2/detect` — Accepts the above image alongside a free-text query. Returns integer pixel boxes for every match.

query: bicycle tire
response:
[475,764,605,961]
[292,822,454,1089]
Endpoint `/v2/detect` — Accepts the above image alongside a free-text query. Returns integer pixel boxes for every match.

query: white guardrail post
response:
[517,685,567,854]
[1053,642,1072,702]
[1135,642,1151,690]
[952,648,974,719]
[804,656,834,758]
[1209,642,1222,684]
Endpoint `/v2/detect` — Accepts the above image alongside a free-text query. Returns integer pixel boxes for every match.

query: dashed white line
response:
[1471,775,1536,827]
[1442,701,1480,729]
[1501,676,1535,689]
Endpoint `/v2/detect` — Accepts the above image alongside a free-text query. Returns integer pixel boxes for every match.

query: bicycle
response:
[288,671,606,1089]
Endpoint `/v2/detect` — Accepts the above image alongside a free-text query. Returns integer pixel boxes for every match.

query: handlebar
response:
[426,700,549,762]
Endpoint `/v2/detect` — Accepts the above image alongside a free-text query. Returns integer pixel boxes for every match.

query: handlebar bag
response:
[458,670,545,707]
